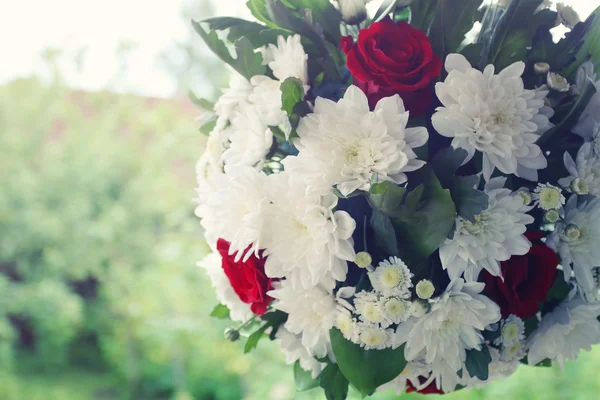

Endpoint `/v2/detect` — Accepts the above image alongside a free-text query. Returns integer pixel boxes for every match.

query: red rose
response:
[481,232,559,319]
[217,239,273,315]
[340,18,442,115]
[406,377,444,394]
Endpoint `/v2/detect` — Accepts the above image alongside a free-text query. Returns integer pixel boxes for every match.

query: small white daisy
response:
[500,340,526,362]
[494,314,525,347]
[356,322,393,350]
[533,183,565,211]
[354,291,386,325]
[368,256,413,297]
[336,309,358,342]
[380,297,412,325]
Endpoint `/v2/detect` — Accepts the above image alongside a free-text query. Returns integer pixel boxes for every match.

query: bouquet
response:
[193,0,600,396]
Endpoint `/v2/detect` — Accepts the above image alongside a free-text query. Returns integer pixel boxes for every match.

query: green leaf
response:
[465,345,492,381]
[368,181,407,216]
[524,315,539,337]
[561,8,600,80]
[192,22,266,80]
[294,361,320,391]
[429,0,483,67]
[392,168,457,259]
[487,0,557,70]
[280,77,305,117]
[369,210,399,257]
[244,323,269,353]
[247,0,279,27]
[537,70,597,149]
[200,16,289,47]
[372,0,398,23]
[285,0,342,44]
[410,0,440,33]
[189,91,214,110]
[330,329,407,397]
[319,363,349,400]
[209,303,230,319]
[460,42,483,67]
[199,117,217,136]
[431,148,488,222]
[266,0,327,55]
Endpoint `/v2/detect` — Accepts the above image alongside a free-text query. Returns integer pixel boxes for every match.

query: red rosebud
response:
[481,232,559,319]
[340,18,442,115]
[406,377,445,394]
[216,239,273,315]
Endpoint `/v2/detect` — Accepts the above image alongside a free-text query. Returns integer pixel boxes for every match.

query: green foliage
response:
[429,0,483,69]
[562,7,600,80]
[284,0,341,44]
[466,346,492,381]
[330,329,407,397]
[319,363,349,400]
[410,0,440,33]
[200,16,288,48]
[487,0,557,70]
[210,304,231,319]
[294,360,320,391]
[280,77,305,117]
[372,0,399,23]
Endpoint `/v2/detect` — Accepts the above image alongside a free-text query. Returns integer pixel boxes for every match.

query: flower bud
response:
[416,280,435,300]
[517,189,532,206]
[534,62,550,75]
[564,224,581,241]
[355,251,372,268]
[547,72,570,92]
[224,328,240,342]
[338,0,369,25]
[544,209,560,224]
[570,178,589,195]
[556,3,580,29]
[409,300,429,318]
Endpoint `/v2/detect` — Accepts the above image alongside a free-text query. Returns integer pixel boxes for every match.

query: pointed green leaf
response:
[330,329,407,397]
[319,363,349,400]
[368,181,407,215]
[280,77,305,116]
[410,0,440,33]
[465,345,492,381]
[210,303,230,319]
[294,361,320,391]
[200,16,289,47]
[244,323,269,353]
[561,8,600,79]
[285,0,341,44]
[369,210,399,257]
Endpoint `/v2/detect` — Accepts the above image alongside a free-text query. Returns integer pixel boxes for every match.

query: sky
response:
[0,0,597,98]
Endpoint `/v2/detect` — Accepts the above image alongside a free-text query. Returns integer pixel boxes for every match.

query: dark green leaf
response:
[294,361,320,391]
[410,0,440,33]
[244,323,269,353]
[209,303,230,319]
[524,315,539,337]
[199,118,217,136]
[319,363,349,400]
[369,210,399,257]
[392,168,457,259]
[192,22,267,79]
[330,329,407,397]
[200,16,289,47]
[368,181,407,215]
[460,42,483,67]
[487,0,557,70]
[562,8,600,80]
[429,0,483,67]
[285,0,342,44]
[280,77,305,117]
[247,0,279,27]
[465,345,492,381]
[266,0,327,55]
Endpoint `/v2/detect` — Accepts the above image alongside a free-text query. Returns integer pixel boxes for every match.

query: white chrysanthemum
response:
[275,327,326,379]
[440,177,534,280]
[195,167,268,261]
[261,34,308,84]
[221,104,273,168]
[269,281,338,358]
[402,279,501,373]
[288,86,428,196]
[368,256,413,297]
[355,322,393,350]
[547,195,600,295]
[214,73,253,130]
[465,347,519,389]
[494,314,525,348]
[249,75,291,130]
[337,0,369,24]
[195,129,228,186]
[528,296,600,367]
[558,143,600,197]
[354,291,385,325]
[262,172,356,290]
[380,297,411,325]
[336,309,358,342]
[197,253,253,322]
[377,356,433,395]
[533,183,565,210]
[432,54,552,182]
